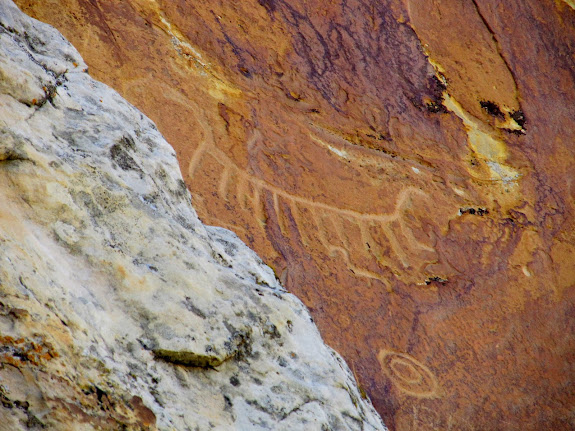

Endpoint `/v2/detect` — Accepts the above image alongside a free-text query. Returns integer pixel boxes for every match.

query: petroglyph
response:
[309,126,436,173]
[188,127,439,286]
[128,1,442,287]
[377,350,440,398]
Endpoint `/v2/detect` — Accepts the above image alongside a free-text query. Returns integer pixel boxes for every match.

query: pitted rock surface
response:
[0,2,386,430]
[13,0,575,429]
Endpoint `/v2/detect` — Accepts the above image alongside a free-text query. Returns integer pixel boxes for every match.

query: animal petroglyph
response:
[377,349,441,398]
[187,124,439,286]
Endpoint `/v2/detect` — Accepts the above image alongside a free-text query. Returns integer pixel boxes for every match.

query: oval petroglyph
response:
[377,349,441,398]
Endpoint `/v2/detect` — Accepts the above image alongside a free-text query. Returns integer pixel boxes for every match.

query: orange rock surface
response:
[16,0,575,429]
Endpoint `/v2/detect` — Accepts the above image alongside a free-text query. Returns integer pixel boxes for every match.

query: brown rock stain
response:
[0,303,158,430]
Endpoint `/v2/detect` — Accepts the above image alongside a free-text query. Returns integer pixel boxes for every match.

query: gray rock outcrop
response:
[0,1,386,429]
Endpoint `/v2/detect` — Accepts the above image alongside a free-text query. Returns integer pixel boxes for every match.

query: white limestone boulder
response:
[0,2,387,430]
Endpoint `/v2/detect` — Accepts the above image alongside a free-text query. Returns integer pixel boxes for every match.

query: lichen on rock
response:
[0,2,386,429]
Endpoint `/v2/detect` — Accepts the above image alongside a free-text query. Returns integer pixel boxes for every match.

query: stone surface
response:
[12,0,575,429]
[0,3,386,429]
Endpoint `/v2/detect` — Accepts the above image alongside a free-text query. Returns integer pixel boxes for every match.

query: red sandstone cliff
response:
[15,0,575,429]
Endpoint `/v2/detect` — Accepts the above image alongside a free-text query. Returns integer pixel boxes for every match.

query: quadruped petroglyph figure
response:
[188,114,439,288]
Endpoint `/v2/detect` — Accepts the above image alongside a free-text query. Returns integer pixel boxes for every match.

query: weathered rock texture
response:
[12,0,575,429]
[0,2,387,429]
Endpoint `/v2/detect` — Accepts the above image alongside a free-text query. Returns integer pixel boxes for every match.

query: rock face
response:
[12,0,575,429]
[0,3,387,429]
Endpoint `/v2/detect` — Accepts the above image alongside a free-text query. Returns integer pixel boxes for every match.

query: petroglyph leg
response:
[218,165,231,199]
[236,174,249,210]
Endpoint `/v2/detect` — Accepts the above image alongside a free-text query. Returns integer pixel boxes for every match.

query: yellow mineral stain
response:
[497,115,523,131]
[134,0,242,101]
[424,52,447,78]
[443,95,519,184]
[420,43,522,132]
[206,80,243,101]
